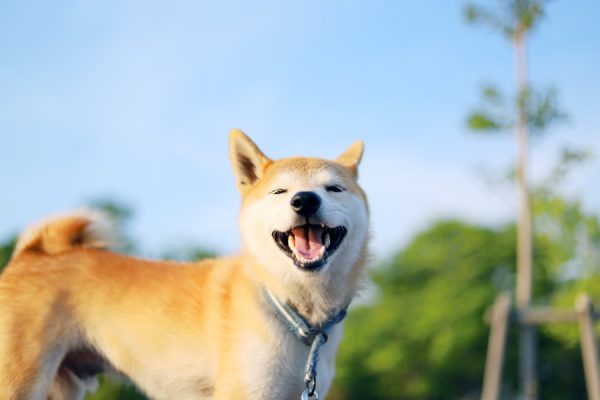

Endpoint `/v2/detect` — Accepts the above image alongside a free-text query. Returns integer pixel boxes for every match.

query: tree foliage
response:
[328,145,599,399]
[467,85,566,136]
[465,0,565,144]
[330,186,599,399]
[331,221,516,399]
[464,0,548,39]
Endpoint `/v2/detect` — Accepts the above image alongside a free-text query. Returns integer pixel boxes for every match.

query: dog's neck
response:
[285,288,351,326]
[244,252,366,326]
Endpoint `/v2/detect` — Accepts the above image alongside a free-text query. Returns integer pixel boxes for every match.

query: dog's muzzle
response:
[272,224,347,271]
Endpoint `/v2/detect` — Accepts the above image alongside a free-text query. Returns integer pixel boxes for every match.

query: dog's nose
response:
[290,191,321,217]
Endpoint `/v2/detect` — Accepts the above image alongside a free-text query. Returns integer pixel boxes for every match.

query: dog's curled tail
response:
[13,210,119,258]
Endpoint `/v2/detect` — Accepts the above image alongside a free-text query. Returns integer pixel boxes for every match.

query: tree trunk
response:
[514,31,537,400]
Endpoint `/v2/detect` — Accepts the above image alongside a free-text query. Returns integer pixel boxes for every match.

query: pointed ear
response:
[335,140,364,176]
[229,129,272,192]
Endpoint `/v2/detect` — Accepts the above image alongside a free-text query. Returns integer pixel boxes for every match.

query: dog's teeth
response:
[288,235,295,249]
[318,245,325,257]
[324,233,331,248]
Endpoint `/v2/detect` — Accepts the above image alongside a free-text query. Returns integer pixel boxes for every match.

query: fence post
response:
[577,293,600,400]
[482,292,512,400]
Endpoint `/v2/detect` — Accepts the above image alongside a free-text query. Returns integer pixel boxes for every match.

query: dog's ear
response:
[229,129,272,193]
[335,140,364,176]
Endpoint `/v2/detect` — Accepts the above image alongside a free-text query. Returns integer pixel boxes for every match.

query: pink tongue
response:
[291,226,324,259]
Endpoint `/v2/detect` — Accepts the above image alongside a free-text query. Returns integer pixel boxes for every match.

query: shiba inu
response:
[0,130,370,400]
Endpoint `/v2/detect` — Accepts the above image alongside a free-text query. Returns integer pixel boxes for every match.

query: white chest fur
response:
[240,320,343,400]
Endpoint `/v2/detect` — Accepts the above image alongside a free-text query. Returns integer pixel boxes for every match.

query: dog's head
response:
[230,129,369,290]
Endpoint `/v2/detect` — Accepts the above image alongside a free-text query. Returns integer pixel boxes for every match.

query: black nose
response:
[290,191,321,217]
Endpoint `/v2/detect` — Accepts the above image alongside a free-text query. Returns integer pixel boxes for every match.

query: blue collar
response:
[262,288,348,399]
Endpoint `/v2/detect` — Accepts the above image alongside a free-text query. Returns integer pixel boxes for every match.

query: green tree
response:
[332,148,597,398]
[533,151,600,353]
[465,0,565,307]
[465,1,565,397]
[330,205,596,399]
[332,221,516,399]
[330,147,598,399]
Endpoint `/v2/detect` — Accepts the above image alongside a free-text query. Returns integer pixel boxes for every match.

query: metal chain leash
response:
[300,331,328,399]
[262,288,348,400]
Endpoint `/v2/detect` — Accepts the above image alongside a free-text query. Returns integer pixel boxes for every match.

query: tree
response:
[464,1,564,397]
[330,197,597,399]
[330,221,516,399]
[330,145,597,398]
[534,150,600,357]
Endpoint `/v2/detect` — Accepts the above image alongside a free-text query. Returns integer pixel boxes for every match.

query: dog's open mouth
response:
[272,224,347,271]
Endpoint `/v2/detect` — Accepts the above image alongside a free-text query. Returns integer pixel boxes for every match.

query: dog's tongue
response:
[292,225,324,259]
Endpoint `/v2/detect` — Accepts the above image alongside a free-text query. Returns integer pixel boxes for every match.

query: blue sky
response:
[1,0,598,259]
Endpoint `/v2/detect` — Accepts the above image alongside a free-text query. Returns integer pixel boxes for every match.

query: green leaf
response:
[466,84,510,133]
[517,86,567,134]
[465,0,549,39]
[467,111,504,131]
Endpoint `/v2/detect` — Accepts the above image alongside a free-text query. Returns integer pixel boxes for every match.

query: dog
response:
[0,130,370,399]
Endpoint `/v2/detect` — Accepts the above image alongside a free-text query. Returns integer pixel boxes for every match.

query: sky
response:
[1,0,599,260]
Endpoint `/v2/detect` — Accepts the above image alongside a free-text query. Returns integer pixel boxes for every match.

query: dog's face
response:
[230,130,369,286]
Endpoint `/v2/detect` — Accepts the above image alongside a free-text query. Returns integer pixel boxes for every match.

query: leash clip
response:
[301,386,319,400]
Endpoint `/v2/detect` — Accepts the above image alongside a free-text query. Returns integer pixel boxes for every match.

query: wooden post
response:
[513,28,537,400]
[576,294,600,400]
[519,325,537,400]
[482,294,600,399]
[482,293,512,400]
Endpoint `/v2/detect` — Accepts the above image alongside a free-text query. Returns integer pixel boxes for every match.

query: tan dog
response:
[0,130,369,400]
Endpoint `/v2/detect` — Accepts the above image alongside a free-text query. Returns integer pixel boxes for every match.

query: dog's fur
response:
[0,130,369,400]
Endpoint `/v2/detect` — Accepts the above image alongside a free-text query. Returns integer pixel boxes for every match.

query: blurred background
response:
[1,1,599,399]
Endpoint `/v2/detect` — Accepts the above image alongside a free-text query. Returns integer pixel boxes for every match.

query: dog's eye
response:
[326,185,345,193]
[270,189,287,195]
